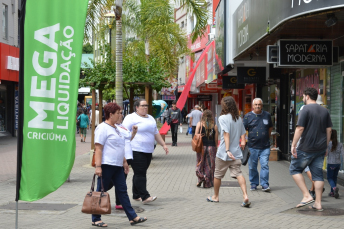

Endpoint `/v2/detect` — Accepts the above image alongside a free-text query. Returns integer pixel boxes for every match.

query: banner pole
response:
[15,201,18,229]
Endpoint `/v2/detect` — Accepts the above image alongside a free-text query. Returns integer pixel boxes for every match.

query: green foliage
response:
[82,43,93,54]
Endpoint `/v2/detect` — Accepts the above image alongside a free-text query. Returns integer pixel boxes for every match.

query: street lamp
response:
[104,11,115,46]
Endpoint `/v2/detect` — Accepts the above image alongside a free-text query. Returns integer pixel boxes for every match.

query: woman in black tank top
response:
[194,110,218,188]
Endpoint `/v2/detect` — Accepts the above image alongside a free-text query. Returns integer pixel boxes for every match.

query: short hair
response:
[104,102,121,120]
[303,87,318,101]
[252,98,263,105]
[172,100,177,105]
[195,105,199,108]
[83,108,88,115]
[134,98,146,110]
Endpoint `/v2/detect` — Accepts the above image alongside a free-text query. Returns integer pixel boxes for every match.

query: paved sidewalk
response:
[0,125,344,228]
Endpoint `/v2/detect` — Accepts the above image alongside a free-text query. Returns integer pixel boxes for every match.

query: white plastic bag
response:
[179,126,183,133]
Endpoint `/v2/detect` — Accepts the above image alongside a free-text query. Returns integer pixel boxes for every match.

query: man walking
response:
[243,98,273,192]
[290,88,332,210]
[189,105,203,138]
[167,101,183,146]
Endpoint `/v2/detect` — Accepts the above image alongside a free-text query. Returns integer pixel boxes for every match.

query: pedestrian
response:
[243,98,273,192]
[90,106,100,128]
[290,87,332,211]
[76,103,83,134]
[327,129,343,199]
[162,108,169,124]
[189,105,203,138]
[122,98,169,204]
[93,102,146,227]
[195,110,218,188]
[207,96,250,207]
[113,109,138,210]
[77,108,89,142]
[167,100,183,146]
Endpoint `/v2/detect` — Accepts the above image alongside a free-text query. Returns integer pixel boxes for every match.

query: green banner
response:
[20,0,88,201]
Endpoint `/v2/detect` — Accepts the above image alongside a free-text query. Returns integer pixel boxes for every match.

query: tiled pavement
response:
[0,125,344,228]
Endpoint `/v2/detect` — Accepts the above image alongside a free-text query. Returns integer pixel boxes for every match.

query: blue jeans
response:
[327,164,341,192]
[92,164,137,223]
[248,147,270,187]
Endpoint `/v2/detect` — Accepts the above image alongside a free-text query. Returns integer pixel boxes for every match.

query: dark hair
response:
[303,87,318,101]
[83,108,88,115]
[134,98,146,111]
[331,129,338,152]
[220,96,239,121]
[172,100,177,105]
[104,102,121,120]
[201,110,215,139]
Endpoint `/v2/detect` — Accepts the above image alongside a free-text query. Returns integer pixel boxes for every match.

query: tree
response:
[82,43,93,54]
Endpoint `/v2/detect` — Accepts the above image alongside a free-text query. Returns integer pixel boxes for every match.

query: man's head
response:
[303,87,318,105]
[195,105,200,110]
[172,100,177,109]
[252,98,263,114]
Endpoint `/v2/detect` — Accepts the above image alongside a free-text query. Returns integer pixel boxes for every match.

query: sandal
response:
[92,221,107,227]
[130,217,147,226]
[241,201,251,208]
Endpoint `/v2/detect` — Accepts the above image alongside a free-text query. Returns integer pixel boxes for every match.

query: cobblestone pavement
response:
[0,125,344,228]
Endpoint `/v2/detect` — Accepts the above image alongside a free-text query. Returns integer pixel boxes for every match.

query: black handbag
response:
[241,145,251,166]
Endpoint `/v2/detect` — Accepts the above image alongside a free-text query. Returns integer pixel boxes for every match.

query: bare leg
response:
[306,171,315,191]
[210,178,221,202]
[292,173,313,206]
[313,181,324,210]
[237,175,249,203]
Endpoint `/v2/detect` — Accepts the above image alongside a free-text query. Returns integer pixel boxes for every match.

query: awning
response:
[78,87,90,94]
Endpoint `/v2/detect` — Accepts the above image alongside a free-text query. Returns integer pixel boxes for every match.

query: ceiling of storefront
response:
[235,7,344,61]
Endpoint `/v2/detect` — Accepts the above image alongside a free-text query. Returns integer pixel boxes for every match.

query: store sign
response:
[279,40,333,66]
[223,76,245,89]
[237,67,266,84]
[162,95,176,101]
[15,90,19,130]
[200,85,218,93]
[206,83,218,90]
[7,56,20,71]
[197,95,212,101]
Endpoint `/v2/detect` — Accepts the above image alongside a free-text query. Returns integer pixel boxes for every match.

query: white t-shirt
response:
[122,112,159,153]
[95,122,126,166]
[116,124,133,160]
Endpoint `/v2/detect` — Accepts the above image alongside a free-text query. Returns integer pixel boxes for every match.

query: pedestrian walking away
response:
[243,98,273,192]
[327,129,343,199]
[122,99,169,204]
[92,102,146,227]
[289,88,332,211]
[195,110,218,188]
[189,105,203,138]
[76,103,83,134]
[167,100,183,146]
[207,96,251,208]
[77,108,90,143]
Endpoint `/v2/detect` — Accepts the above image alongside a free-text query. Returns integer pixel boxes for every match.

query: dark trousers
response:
[131,151,152,201]
[115,159,132,205]
[192,126,196,139]
[170,123,179,143]
[92,164,137,222]
[327,163,341,192]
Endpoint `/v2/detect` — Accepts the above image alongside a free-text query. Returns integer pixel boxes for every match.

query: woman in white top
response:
[93,103,146,227]
[122,99,169,204]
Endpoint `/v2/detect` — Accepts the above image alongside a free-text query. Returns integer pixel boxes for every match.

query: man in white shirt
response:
[189,105,203,138]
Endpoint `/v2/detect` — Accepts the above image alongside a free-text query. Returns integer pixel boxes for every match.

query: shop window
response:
[2,4,8,40]
[180,21,184,28]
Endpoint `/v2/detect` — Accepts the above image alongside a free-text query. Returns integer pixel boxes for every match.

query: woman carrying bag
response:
[92,102,147,227]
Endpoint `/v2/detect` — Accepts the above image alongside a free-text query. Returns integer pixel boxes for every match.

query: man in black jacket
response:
[168,101,183,146]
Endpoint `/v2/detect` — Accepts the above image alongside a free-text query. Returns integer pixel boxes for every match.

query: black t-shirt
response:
[297,104,332,153]
[243,111,273,149]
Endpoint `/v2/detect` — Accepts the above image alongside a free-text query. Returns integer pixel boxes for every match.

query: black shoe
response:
[175,143,177,147]
[172,143,175,146]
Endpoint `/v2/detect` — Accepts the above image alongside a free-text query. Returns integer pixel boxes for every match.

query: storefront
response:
[0,43,20,136]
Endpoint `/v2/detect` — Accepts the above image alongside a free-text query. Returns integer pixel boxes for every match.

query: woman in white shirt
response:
[92,103,146,227]
[123,99,169,204]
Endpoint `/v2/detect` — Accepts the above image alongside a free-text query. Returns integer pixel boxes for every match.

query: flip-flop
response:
[206,197,219,203]
[130,217,147,226]
[92,222,107,227]
[241,201,251,208]
[296,199,314,208]
[309,206,324,212]
[115,205,123,210]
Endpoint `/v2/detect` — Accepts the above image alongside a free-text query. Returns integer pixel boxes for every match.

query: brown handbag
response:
[192,122,204,153]
[81,174,111,215]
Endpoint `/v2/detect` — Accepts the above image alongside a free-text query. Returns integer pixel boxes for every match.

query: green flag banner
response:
[19,0,88,201]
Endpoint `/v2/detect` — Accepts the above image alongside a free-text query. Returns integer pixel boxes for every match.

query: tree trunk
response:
[116,18,123,108]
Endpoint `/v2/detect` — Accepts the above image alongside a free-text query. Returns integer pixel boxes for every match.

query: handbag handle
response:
[90,174,105,194]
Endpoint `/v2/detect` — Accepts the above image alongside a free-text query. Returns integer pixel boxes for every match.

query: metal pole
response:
[15,201,18,229]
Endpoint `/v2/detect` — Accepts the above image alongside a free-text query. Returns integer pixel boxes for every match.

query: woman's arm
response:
[130,125,138,141]
[94,143,104,176]
[214,125,218,148]
[195,122,201,135]
[155,133,169,155]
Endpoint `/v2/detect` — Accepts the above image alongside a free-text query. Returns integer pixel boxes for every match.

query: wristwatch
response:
[226,150,230,152]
